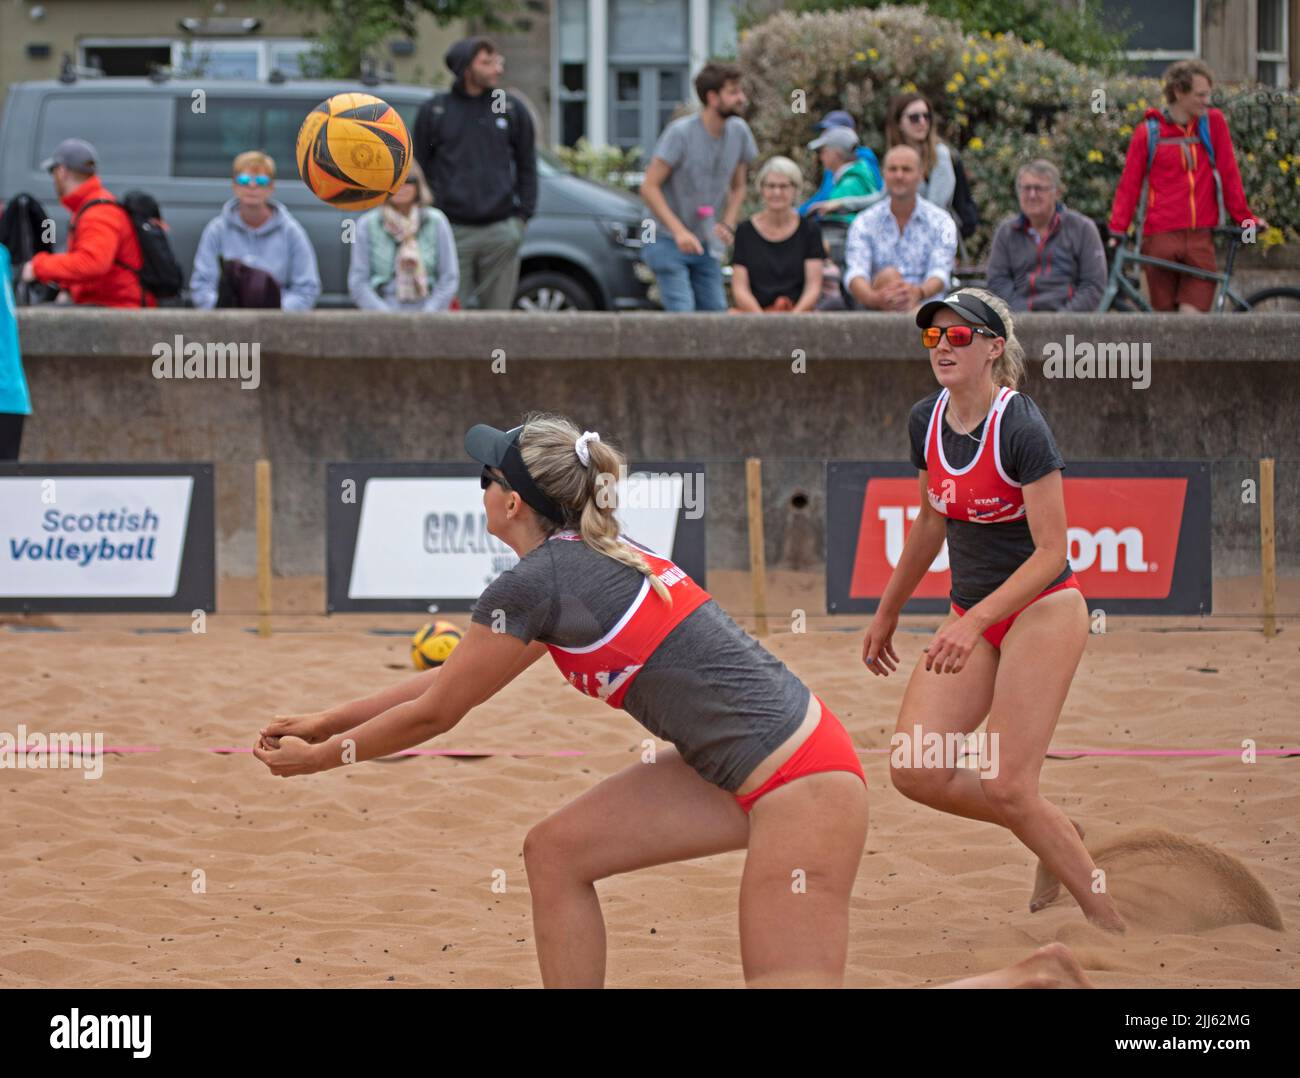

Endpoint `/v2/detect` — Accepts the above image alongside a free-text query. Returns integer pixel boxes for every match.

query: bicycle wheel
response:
[1239,286,1300,312]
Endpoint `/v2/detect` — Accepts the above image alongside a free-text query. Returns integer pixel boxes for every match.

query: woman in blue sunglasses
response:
[188,150,322,310]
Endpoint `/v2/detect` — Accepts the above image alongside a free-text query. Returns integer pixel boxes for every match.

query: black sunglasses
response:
[480,466,511,491]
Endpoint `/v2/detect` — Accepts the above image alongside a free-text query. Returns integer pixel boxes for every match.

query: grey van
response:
[0,77,655,310]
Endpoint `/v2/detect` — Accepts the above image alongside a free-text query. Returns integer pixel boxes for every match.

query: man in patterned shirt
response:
[843,145,956,312]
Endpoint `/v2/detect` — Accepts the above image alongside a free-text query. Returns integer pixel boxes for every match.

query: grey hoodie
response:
[190,198,321,310]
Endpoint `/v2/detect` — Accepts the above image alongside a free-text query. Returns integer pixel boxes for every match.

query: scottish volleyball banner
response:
[326,462,707,613]
[0,464,215,612]
[826,461,1211,616]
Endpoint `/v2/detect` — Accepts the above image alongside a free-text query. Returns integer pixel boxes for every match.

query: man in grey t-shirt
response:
[639,62,757,311]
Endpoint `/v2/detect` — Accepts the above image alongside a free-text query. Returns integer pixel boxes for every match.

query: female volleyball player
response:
[860,288,1126,934]
[254,413,869,987]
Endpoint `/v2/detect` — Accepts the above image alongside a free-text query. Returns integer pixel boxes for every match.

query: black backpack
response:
[950,152,981,240]
[72,191,184,302]
[0,192,59,304]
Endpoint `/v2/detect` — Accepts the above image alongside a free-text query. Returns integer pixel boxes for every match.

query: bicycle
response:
[1100,225,1300,312]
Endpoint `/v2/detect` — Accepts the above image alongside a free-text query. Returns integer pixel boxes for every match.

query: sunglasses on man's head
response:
[921,324,997,348]
[235,173,271,187]
[480,467,511,491]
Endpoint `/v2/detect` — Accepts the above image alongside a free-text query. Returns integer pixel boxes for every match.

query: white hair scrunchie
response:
[574,430,601,467]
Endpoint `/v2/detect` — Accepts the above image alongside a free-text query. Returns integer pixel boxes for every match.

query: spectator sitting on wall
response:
[19,139,155,308]
[804,126,880,224]
[348,161,459,312]
[189,151,321,311]
[832,93,979,244]
[799,109,883,218]
[729,156,823,313]
[802,125,879,271]
[985,159,1107,312]
[843,145,956,312]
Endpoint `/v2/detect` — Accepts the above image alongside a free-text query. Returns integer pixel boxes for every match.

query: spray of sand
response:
[1082,828,1283,932]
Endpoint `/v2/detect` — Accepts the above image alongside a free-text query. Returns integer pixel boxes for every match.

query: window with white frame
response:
[1256,0,1289,87]
[80,38,315,80]
[1090,0,1201,78]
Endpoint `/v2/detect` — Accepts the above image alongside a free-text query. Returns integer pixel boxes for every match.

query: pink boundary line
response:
[858,748,1299,758]
[5,745,1296,759]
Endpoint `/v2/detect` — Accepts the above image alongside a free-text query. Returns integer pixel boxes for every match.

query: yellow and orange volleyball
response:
[296,93,412,210]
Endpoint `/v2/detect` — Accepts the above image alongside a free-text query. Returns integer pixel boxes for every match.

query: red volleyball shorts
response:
[951,572,1083,651]
[733,695,866,815]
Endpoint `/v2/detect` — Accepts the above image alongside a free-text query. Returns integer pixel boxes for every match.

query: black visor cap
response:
[464,423,568,525]
[915,292,1008,340]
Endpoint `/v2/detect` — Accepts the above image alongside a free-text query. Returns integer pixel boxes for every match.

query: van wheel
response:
[514,271,595,312]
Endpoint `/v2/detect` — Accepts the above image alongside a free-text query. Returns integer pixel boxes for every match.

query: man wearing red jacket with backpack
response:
[1108,60,1265,314]
[20,139,155,308]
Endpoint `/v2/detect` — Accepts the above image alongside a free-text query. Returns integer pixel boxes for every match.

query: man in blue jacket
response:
[0,245,32,459]
[413,37,538,310]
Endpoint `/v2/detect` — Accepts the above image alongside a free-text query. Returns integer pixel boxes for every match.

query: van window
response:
[36,95,170,175]
[174,97,324,178]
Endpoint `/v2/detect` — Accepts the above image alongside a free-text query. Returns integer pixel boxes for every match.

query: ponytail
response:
[517,413,672,604]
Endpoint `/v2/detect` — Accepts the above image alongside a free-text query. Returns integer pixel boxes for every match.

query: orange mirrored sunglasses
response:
[921,324,997,348]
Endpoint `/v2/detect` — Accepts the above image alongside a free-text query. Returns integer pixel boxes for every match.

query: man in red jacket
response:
[20,139,154,308]
[1108,60,1265,313]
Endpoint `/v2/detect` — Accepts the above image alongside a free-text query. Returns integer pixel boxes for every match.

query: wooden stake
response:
[746,457,768,637]
[256,459,272,638]
[1260,457,1276,639]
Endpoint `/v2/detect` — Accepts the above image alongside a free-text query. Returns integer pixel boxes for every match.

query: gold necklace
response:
[948,384,996,442]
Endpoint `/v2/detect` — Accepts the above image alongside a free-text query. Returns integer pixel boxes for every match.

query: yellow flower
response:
[855,51,866,61]
[955,97,966,109]
[977,75,991,88]
[946,80,959,93]
[981,29,992,39]
[1262,226,1284,247]
[969,136,984,151]
[1038,136,1050,147]
[1280,159,1291,173]
[952,70,965,84]
[867,47,879,60]
[1015,81,1027,95]
[1087,149,1104,162]
[912,34,922,44]
[1039,76,1051,86]
[1119,124,1133,136]
[1137,97,1148,108]
[1265,128,1278,141]
[902,80,917,93]
[1126,102,1138,112]
[1246,152,1256,162]
[976,51,989,64]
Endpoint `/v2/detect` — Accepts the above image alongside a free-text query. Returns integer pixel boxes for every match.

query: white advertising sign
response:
[347,472,684,600]
[0,477,194,597]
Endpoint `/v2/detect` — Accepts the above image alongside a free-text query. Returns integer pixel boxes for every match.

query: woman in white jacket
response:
[348,160,459,312]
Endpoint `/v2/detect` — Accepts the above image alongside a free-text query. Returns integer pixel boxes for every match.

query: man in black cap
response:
[412,37,537,310]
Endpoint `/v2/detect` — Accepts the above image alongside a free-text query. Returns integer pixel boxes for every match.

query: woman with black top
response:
[861,288,1126,934]
[729,156,823,313]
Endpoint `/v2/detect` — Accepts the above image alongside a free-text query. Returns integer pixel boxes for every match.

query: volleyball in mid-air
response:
[410,620,464,670]
[296,92,412,210]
